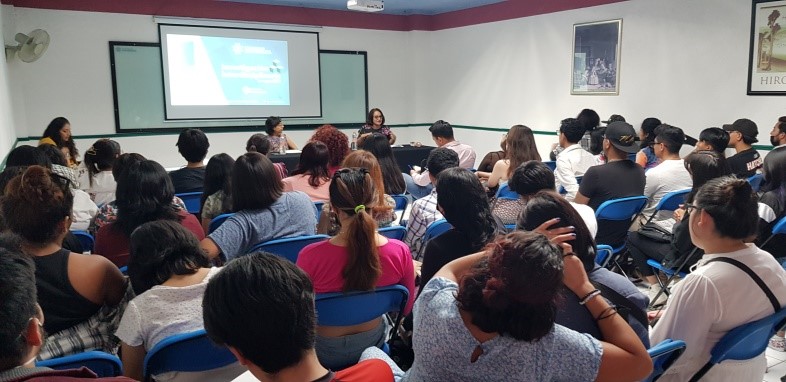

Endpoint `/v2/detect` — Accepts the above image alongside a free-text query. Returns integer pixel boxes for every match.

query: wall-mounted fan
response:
[5,29,50,63]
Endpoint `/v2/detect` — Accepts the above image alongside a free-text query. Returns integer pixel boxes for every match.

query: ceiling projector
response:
[347,0,384,13]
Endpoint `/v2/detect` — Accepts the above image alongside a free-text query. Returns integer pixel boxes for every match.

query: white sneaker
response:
[648,285,668,307]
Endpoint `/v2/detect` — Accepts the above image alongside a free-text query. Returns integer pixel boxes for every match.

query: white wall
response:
[0,5,18,156]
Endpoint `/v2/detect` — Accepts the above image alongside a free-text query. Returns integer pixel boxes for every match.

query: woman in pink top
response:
[297,168,416,370]
[282,141,331,202]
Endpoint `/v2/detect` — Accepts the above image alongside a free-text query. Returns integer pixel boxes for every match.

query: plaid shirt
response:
[403,189,443,261]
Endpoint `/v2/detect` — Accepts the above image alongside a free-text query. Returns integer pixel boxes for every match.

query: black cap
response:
[605,121,639,154]
[602,114,626,124]
[722,118,758,143]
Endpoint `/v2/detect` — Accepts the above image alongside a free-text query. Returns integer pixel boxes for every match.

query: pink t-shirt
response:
[282,174,331,202]
[297,238,416,315]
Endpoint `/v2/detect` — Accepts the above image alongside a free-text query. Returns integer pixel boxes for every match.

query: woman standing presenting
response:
[357,108,395,146]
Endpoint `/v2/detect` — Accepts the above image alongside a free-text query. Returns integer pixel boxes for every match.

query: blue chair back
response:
[314,202,325,221]
[543,161,557,171]
[643,189,690,224]
[595,195,649,221]
[391,194,409,224]
[119,265,128,275]
[247,234,329,263]
[175,192,203,214]
[595,244,614,267]
[37,351,123,377]
[423,219,452,243]
[315,284,409,326]
[504,223,516,232]
[689,306,786,381]
[71,230,95,253]
[207,213,235,234]
[143,329,236,380]
[748,174,764,193]
[761,215,786,248]
[379,226,407,241]
[645,339,686,382]
[495,182,519,200]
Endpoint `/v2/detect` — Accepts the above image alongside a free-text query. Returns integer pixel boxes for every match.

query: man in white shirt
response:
[555,117,597,201]
[642,124,692,224]
[405,120,476,199]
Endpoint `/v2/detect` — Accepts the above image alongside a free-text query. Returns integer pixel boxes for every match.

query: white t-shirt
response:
[77,168,116,207]
[642,159,692,221]
[71,189,98,231]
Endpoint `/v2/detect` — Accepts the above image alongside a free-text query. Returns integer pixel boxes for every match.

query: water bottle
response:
[351,132,357,150]
[279,134,287,155]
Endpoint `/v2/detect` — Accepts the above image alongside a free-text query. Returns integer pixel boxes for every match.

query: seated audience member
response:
[7,145,51,168]
[508,161,598,236]
[1,166,128,360]
[406,120,476,199]
[95,160,204,267]
[758,147,786,259]
[628,150,730,306]
[550,108,600,160]
[477,133,506,173]
[0,236,135,382]
[246,133,287,179]
[420,168,504,290]
[518,191,649,347]
[360,133,406,195]
[200,153,316,261]
[38,144,79,188]
[203,254,394,381]
[78,139,121,206]
[265,116,298,152]
[403,148,460,261]
[283,141,332,202]
[476,124,541,189]
[724,118,763,178]
[89,153,187,235]
[769,116,786,149]
[169,128,210,194]
[555,117,598,201]
[310,124,349,175]
[38,145,98,231]
[635,117,662,169]
[589,125,607,163]
[356,107,396,146]
[695,127,730,157]
[297,168,415,369]
[650,177,786,381]
[116,221,243,381]
[363,231,652,381]
[317,150,396,235]
[641,124,692,228]
[199,153,234,233]
[39,116,79,167]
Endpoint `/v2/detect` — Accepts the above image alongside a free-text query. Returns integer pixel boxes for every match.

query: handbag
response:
[637,222,672,243]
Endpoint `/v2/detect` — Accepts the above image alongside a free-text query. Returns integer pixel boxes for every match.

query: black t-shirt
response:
[758,190,785,258]
[579,160,646,248]
[169,167,205,194]
[727,148,763,178]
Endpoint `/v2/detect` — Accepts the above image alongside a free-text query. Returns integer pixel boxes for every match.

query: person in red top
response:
[95,160,204,267]
[202,253,393,382]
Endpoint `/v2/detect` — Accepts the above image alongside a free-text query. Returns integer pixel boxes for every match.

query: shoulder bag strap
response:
[704,257,780,312]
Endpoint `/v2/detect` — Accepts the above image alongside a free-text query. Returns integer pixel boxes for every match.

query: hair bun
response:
[482,277,510,310]
[14,166,57,203]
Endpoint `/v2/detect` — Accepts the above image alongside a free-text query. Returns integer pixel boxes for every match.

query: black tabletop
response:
[270,145,435,173]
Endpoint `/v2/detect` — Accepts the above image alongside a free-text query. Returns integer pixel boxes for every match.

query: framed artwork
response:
[571,19,622,95]
[749,0,786,95]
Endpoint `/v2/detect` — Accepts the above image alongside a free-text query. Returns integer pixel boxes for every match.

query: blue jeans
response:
[315,319,387,370]
[403,173,433,200]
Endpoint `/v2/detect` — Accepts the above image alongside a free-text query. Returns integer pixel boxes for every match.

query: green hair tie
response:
[354,205,366,214]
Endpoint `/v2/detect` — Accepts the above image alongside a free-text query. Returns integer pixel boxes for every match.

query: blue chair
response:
[207,213,234,234]
[391,194,409,224]
[315,285,409,354]
[647,247,701,308]
[504,223,516,232]
[422,219,452,245]
[247,234,329,263]
[175,192,203,214]
[688,306,786,381]
[37,351,123,377]
[595,195,649,273]
[119,265,128,275]
[379,226,406,240]
[143,329,236,381]
[594,244,614,268]
[748,174,764,193]
[761,215,786,248]
[645,339,686,382]
[543,161,557,171]
[642,189,691,226]
[71,230,95,253]
[314,201,325,221]
[495,182,519,199]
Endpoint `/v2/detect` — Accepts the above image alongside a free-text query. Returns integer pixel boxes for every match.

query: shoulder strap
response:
[589,277,649,329]
[704,257,780,312]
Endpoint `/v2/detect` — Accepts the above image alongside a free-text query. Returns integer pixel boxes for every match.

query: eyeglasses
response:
[653,141,664,147]
[684,202,701,214]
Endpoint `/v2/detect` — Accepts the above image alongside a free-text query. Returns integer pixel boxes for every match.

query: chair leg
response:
[647,248,700,309]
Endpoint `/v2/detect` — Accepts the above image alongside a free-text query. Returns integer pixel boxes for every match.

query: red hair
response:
[310,125,349,168]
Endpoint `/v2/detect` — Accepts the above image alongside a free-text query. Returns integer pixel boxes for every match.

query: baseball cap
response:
[602,114,626,125]
[722,118,758,143]
[605,121,639,153]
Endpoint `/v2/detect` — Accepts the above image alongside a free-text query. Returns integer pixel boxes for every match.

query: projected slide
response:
[166,34,290,106]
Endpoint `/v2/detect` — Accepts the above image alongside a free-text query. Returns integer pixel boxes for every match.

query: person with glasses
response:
[723,118,763,178]
[650,176,786,382]
[640,124,693,225]
[296,167,416,370]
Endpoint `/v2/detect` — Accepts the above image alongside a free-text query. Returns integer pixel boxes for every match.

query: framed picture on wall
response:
[571,19,622,95]
[748,0,786,95]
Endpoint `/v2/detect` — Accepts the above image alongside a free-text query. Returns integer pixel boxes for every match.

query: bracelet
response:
[579,289,601,305]
[595,306,618,322]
